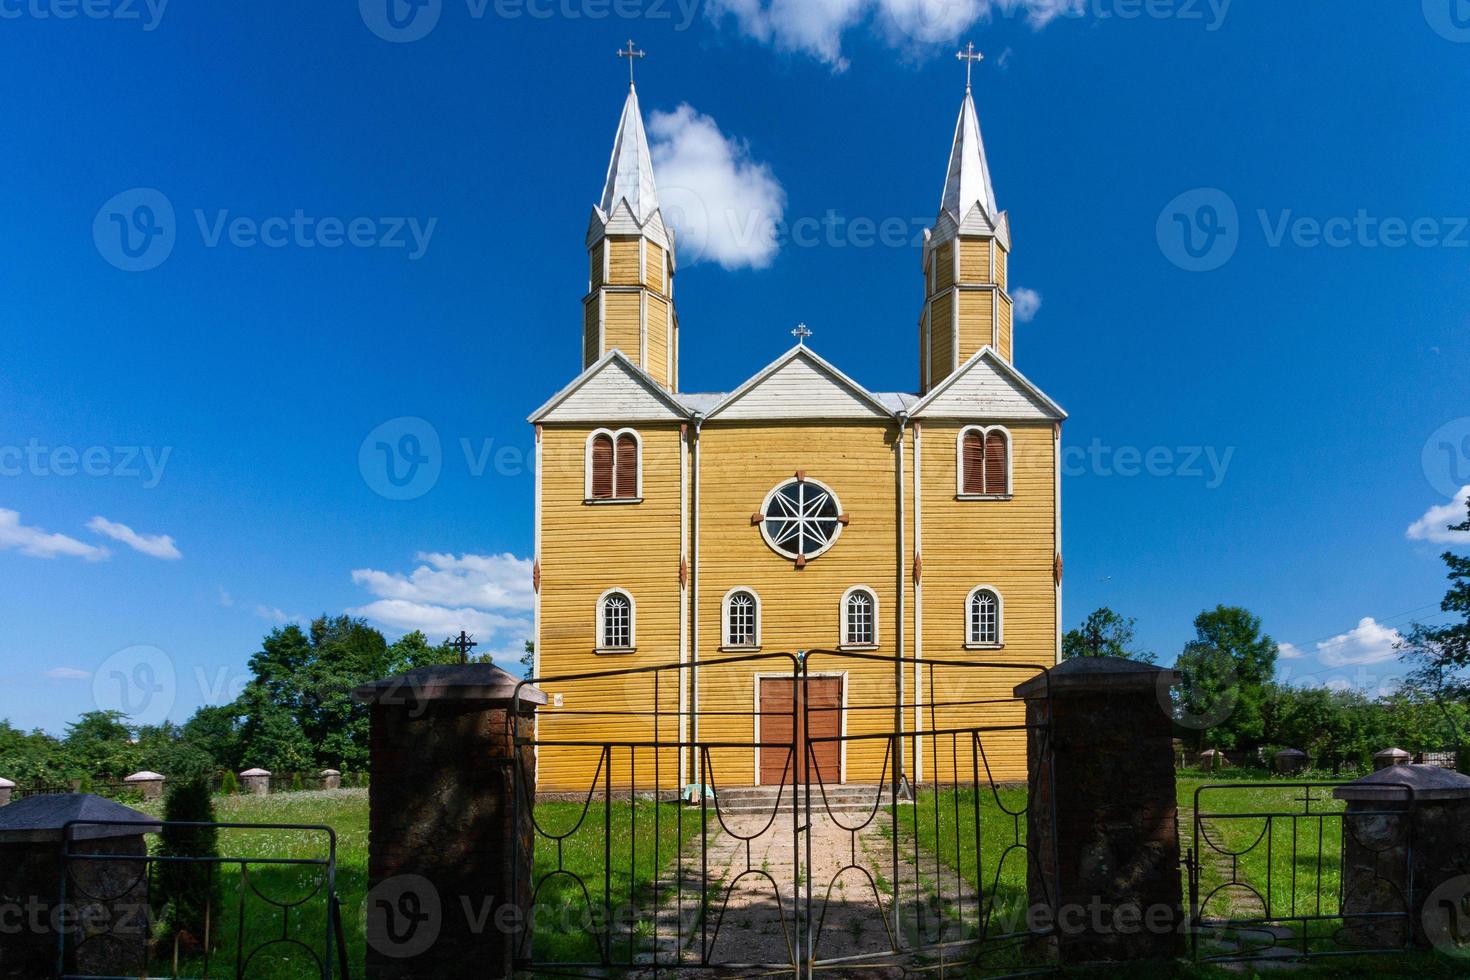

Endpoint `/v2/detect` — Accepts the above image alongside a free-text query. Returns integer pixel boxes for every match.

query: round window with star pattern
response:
[759,477,843,562]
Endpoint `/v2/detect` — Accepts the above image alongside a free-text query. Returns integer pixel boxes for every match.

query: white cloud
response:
[707,0,1083,69]
[86,516,182,560]
[1315,618,1404,668]
[254,605,304,625]
[45,667,90,680]
[0,509,109,561]
[1407,487,1470,545]
[1278,642,1304,660]
[648,105,787,271]
[1012,286,1042,323]
[217,587,234,608]
[348,552,534,656]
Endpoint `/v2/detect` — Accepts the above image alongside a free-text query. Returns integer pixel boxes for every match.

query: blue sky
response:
[1,0,1467,734]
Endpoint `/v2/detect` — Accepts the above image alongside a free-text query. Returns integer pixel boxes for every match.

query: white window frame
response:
[955,424,1013,500]
[584,427,644,503]
[965,585,1004,649]
[839,586,880,650]
[758,476,845,562]
[721,587,762,650]
[596,588,636,653]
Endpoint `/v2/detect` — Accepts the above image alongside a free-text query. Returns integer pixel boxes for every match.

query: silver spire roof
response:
[939,87,998,222]
[599,84,660,224]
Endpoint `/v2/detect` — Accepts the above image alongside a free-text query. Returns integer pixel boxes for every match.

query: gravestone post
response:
[0,777,12,807]
[1015,657,1185,964]
[354,664,545,980]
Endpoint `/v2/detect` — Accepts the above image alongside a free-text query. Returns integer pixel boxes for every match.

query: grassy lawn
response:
[125,788,696,978]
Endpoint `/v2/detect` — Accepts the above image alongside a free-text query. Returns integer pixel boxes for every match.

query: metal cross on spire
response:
[449,631,478,665]
[791,323,813,345]
[956,42,984,91]
[618,39,646,87]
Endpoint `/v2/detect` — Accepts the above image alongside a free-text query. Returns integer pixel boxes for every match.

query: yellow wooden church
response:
[528,67,1065,793]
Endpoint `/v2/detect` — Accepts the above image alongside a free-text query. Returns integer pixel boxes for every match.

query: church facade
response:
[528,73,1065,793]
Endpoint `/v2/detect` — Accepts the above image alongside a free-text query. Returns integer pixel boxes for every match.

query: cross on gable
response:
[791,323,813,345]
[449,631,478,665]
[956,42,984,90]
[618,39,646,85]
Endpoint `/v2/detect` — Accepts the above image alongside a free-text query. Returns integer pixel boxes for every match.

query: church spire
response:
[583,44,678,392]
[599,83,660,224]
[939,86,998,223]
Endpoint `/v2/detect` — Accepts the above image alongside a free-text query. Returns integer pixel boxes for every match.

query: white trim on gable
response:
[706,345,894,421]
[910,346,1066,422]
[529,349,690,424]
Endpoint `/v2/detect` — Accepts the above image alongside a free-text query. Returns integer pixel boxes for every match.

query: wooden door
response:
[759,678,842,786]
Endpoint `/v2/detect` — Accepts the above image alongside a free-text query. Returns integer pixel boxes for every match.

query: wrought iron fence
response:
[57,819,344,980]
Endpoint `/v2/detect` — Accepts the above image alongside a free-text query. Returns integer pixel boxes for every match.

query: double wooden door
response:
[758,677,842,786]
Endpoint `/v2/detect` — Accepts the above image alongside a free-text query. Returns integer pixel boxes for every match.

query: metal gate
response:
[1186,781,1417,966]
[511,650,1055,977]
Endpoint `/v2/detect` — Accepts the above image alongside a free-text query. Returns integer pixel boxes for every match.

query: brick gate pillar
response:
[1334,764,1470,951]
[354,664,546,980]
[1014,656,1185,964]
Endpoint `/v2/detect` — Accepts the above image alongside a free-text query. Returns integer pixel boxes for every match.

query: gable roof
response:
[528,349,690,424]
[705,345,895,421]
[910,347,1066,421]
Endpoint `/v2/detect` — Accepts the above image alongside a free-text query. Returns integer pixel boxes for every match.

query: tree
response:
[1172,606,1280,750]
[1063,608,1157,663]
[1400,495,1470,749]
[181,704,245,774]
[0,721,67,783]
[155,744,220,950]
[63,710,141,777]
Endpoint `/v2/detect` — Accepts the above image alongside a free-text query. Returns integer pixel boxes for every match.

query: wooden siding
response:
[998,295,1014,363]
[645,242,665,293]
[916,352,1060,422]
[933,241,955,291]
[589,241,605,289]
[539,356,683,424]
[713,354,886,421]
[603,291,642,362]
[647,295,670,388]
[695,421,916,786]
[996,244,1008,291]
[536,423,685,792]
[957,288,995,364]
[583,297,600,369]
[928,292,954,386]
[608,238,642,285]
[958,238,991,283]
[917,420,1057,782]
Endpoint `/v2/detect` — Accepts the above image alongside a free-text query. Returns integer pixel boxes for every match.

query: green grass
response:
[124,789,696,977]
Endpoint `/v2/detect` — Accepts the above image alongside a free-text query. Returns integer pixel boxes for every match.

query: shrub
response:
[290,772,304,792]
[155,745,221,951]
[219,770,239,796]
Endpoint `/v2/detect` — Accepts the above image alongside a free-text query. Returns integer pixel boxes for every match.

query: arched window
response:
[958,426,1011,498]
[597,590,635,651]
[967,587,1003,647]
[841,587,879,648]
[722,588,761,649]
[586,429,642,501]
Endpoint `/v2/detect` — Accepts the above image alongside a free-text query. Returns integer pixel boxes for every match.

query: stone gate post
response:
[1014,656,1185,964]
[353,664,545,980]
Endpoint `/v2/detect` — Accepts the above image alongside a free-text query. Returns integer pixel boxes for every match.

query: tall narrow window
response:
[967,587,1002,647]
[586,429,641,501]
[842,587,878,647]
[724,589,760,649]
[599,590,634,650]
[958,426,1011,497]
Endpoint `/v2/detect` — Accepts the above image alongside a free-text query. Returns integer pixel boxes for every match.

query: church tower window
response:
[958,426,1011,498]
[586,429,642,502]
[598,589,635,651]
[967,587,1003,647]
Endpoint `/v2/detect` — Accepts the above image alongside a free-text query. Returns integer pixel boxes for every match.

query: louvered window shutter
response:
[984,431,1008,496]
[590,436,614,499]
[615,435,639,499]
[962,432,986,495]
